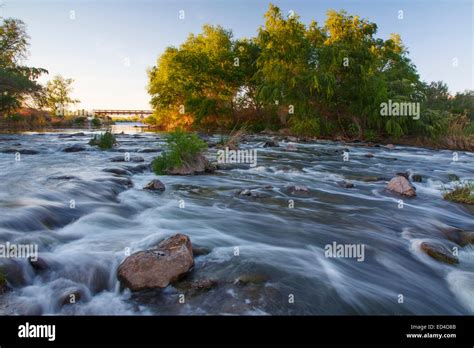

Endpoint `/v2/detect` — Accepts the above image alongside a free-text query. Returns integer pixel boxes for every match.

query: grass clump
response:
[152,129,207,174]
[89,130,116,149]
[217,125,247,150]
[443,181,474,205]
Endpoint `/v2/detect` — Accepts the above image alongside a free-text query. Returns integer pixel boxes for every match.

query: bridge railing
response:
[93,110,153,115]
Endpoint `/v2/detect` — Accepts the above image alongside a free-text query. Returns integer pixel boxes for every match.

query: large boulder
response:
[143,179,165,192]
[117,234,194,291]
[386,176,416,197]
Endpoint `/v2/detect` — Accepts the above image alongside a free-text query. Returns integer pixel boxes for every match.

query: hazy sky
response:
[2,0,473,110]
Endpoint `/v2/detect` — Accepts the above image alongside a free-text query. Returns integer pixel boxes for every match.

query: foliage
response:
[443,182,474,205]
[289,116,320,137]
[146,4,472,141]
[73,116,87,125]
[40,75,79,115]
[89,130,116,149]
[91,117,101,127]
[152,129,207,174]
[0,17,47,117]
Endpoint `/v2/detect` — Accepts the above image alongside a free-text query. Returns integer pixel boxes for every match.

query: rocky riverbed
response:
[0,126,473,315]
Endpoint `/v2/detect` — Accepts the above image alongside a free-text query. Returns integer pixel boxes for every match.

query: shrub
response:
[89,130,116,149]
[364,129,377,142]
[74,116,87,125]
[443,181,474,205]
[152,130,207,174]
[91,117,101,127]
[289,116,320,137]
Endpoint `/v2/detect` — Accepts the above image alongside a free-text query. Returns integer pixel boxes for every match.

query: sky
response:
[1,0,473,110]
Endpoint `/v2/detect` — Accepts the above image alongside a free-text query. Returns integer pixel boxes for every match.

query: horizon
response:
[2,0,473,110]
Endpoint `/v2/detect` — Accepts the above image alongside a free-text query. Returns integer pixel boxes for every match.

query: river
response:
[0,124,473,315]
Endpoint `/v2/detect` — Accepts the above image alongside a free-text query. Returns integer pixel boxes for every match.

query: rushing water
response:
[0,125,473,315]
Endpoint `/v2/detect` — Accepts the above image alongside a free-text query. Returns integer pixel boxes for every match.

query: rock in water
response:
[110,155,144,163]
[420,242,459,265]
[166,153,213,175]
[117,234,194,291]
[28,256,48,272]
[386,176,416,197]
[338,180,354,188]
[286,185,309,194]
[263,139,279,147]
[62,144,86,152]
[143,179,166,192]
[440,227,474,247]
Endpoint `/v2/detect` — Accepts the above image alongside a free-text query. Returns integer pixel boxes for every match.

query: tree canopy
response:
[0,17,47,116]
[148,4,472,139]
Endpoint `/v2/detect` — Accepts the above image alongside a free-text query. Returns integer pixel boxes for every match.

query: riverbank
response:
[1,123,473,152]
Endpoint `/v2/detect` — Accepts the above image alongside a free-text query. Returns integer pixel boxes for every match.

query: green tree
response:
[147,3,466,141]
[255,5,316,132]
[43,75,79,116]
[0,17,47,116]
[148,25,240,130]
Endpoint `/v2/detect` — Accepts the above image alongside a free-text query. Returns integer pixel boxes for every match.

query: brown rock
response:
[166,154,212,175]
[386,176,416,197]
[117,234,194,291]
[143,179,165,192]
[190,279,217,291]
[420,242,459,265]
[441,228,474,247]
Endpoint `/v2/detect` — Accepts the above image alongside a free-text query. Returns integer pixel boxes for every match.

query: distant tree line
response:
[147,4,473,140]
